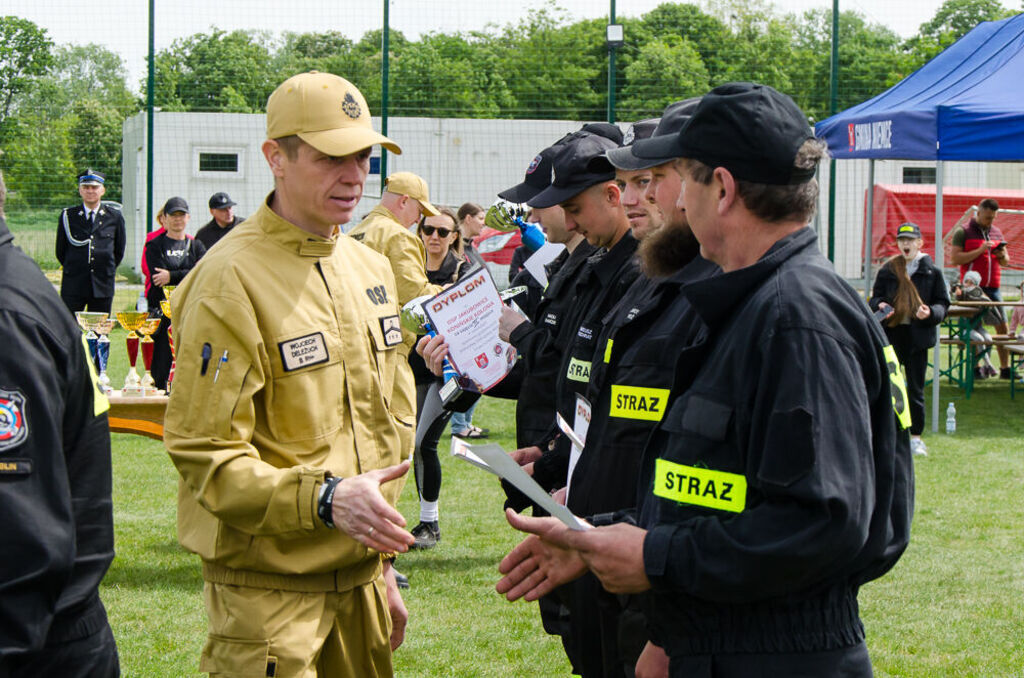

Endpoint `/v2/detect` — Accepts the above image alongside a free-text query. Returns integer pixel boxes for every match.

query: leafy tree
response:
[1,112,75,208]
[619,36,709,118]
[0,16,53,141]
[904,0,1014,70]
[632,4,734,83]
[152,30,276,112]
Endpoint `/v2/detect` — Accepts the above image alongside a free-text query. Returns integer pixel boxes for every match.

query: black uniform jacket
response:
[508,241,597,448]
[638,228,914,656]
[533,231,641,492]
[568,255,717,519]
[195,216,244,252]
[0,216,116,656]
[55,203,126,298]
[868,254,950,351]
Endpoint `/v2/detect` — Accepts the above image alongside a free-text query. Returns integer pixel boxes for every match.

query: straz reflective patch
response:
[653,458,746,513]
[279,333,329,371]
[609,385,669,422]
[882,345,911,430]
[379,315,403,346]
[0,388,28,452]
[566,358,591,383]
[0,459,32,475]
[603,339,613,364]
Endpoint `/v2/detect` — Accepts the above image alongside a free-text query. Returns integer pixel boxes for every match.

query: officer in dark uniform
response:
[498,84,913,678]
[55,169,126,315]
[0,170,120,676]
[194,191,245,251]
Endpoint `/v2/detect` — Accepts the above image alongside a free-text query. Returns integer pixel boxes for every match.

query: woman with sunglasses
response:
[407,207,470,550]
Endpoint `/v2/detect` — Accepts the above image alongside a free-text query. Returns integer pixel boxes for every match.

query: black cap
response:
[162,196,190,215]
[527,132,618,209]
[209,192,236,209]
[625,98,702,168]
[642,83,815,185]
[896,222,922,239]
[78,168,105,185]
[579,122,624,145]
[606,117,662,170]
[498,147,557,204]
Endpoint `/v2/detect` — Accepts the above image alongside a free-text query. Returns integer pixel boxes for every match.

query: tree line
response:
[0,0,1016,208]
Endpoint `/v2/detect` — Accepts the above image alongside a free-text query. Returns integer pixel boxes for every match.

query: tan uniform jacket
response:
[165,197,413,580]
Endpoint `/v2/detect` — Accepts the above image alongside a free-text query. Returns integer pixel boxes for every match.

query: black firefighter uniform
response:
[164,198,413,677]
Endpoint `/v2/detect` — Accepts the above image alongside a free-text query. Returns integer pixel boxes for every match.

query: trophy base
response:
[143,386,164,397]
[121,385,145,397]
[440,376,481,413]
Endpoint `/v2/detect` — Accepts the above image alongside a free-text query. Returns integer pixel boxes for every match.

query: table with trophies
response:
[76,287,178,441]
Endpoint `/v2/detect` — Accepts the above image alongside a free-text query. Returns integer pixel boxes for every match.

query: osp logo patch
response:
[342,92,362,119]
[526,154,542,174]
[0,388,28,451]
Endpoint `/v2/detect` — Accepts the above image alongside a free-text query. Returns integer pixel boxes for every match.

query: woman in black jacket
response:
[146,197,206,391]
[407,207,470,549]
[869,222,950,456]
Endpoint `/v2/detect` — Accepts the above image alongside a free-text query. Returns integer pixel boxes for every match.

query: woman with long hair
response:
[869,223,950,456]
[408,207,469,549]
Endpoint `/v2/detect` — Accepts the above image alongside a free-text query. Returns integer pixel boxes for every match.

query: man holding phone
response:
[950,198,1013,378]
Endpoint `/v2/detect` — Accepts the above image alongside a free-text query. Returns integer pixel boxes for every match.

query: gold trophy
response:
[138,317,163,395]
[161,286,176,392]
[116,312,148,396]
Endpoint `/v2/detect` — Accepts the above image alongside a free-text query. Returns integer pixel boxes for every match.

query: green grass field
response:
[93,330,1023,676]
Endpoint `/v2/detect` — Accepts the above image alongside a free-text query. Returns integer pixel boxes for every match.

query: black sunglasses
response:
[420,225,453,238]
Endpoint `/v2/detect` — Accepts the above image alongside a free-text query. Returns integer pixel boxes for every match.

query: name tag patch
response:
[279,332,329,371]
[0,459,32,475]
[609,385,669,422]
[380,315,403,346]
[543,313,559,327]
[653,458,746,513]
[566,357,591,383]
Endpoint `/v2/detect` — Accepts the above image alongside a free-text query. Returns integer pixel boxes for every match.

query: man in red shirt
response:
[950,198,1013,378]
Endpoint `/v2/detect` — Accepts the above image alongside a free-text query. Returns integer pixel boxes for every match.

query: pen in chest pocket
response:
[213,350,229,383]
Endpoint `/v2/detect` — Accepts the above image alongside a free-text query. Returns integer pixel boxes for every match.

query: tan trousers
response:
[199,575,393,678]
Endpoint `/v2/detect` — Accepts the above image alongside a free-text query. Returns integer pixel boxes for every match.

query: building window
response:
[193,147,244,179]
[903,167,936,184]
[199,152,239,172]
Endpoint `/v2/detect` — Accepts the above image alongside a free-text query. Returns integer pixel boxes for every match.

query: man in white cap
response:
[164,71,415,678]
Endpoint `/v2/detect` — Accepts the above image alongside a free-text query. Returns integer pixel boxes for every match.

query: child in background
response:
[954,270,1000,379]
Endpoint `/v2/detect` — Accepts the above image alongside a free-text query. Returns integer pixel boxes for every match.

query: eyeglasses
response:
[420,225,453,238]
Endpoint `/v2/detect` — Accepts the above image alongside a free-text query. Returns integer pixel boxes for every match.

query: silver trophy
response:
[76,312,114,393]
[401,296,481,413]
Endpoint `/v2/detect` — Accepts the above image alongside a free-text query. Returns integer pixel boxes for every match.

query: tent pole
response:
[932,160,944,433]
[863,160,875,298]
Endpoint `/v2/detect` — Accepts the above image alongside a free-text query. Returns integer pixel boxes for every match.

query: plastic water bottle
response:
[945,402,956,434]
[136,291,148,313]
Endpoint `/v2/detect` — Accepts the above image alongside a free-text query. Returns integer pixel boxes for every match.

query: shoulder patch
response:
[0,388,29,452]
[279,333,330,371]
[380,315,403,346]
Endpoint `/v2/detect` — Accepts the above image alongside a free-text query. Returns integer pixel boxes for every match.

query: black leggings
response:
[886,325,928,436]
[413,380,453,503]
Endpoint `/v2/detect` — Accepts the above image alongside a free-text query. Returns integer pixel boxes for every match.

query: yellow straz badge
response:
[882,344,911,430]
[566,358,591,383]
[653,459,746,513]
[609,385,669,421]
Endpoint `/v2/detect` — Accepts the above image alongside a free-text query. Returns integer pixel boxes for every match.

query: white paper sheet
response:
[450,437,591,531]
[523,242,565,288]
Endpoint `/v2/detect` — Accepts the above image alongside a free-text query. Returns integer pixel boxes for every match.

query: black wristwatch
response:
[317,475,343,528]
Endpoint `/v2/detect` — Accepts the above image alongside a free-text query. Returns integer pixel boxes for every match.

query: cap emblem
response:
[526,155,542,175]
[623,126,636,145]
[342,92,361,119]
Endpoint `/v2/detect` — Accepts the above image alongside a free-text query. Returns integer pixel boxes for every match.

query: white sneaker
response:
[910,438,928,457]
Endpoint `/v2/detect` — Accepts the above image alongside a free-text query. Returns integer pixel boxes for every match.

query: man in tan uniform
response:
[165,71,416,678]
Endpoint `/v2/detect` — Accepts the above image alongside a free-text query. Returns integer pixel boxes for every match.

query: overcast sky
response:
[9,0,951,86]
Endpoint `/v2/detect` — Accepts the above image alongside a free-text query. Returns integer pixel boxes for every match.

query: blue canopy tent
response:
[816,13,1024,428]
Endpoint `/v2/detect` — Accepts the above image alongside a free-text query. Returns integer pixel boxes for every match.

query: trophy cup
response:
[161,287,176,392]
[485,200,546,252]
[94,317,115,393]
[116,311,148,396]
[75,311,108,370]
[137,317,163,395]
[401,296,481,413]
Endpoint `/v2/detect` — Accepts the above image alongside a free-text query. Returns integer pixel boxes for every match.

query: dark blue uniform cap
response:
[624,98,702,169]
[78,169,105,185]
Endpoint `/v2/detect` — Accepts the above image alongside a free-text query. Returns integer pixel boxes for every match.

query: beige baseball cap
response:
[266,71,401,157]
[384,172,440,216]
